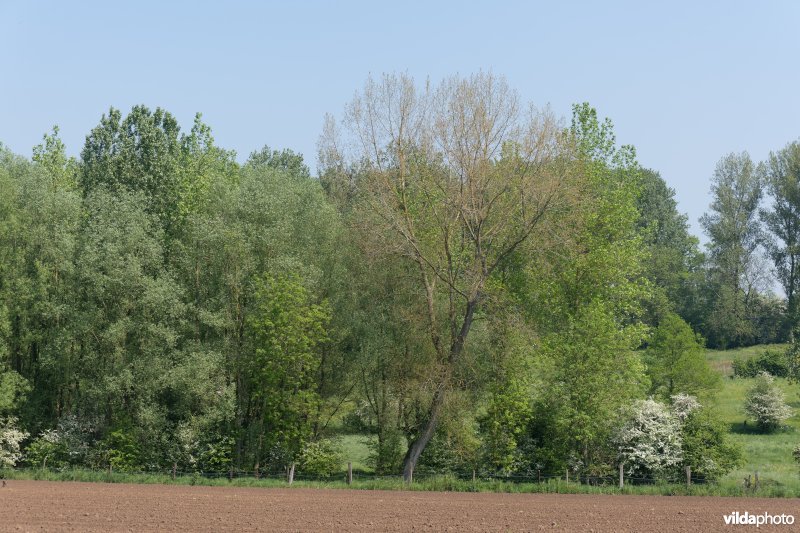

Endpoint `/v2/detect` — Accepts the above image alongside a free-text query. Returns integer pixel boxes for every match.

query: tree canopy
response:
[2,73,793,484]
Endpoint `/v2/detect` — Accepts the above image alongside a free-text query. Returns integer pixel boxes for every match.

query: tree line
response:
[1,73,798,481]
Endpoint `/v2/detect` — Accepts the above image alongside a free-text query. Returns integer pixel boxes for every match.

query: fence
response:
[13,463,713,488]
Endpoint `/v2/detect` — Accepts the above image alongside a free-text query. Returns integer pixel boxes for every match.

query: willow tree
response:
[320,73,573,481]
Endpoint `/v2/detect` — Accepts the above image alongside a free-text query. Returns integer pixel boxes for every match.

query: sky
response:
[2,1,799,242]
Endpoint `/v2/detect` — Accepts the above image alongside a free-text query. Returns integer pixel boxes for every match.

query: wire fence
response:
[12,464,710,486]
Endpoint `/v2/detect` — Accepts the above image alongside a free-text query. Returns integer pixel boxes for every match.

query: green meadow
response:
[706,344,800,493]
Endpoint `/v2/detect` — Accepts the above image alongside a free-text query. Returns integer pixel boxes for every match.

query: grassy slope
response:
[705,344,800,491]
[338,434,374,472]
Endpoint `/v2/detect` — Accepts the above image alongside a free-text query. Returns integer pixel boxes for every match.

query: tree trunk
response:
[402,385,445,482]
[402,299,477,482]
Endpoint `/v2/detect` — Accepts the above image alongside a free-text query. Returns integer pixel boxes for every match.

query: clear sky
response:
[2,1,799,241]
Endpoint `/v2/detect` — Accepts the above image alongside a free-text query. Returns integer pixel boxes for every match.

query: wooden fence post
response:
[172,462,176,481]
[347,462,353,485]
[287,462,295,485]
[754,471,759,490]
[619,463,624,489]
[685,466,691,489]
[565,469,569,483]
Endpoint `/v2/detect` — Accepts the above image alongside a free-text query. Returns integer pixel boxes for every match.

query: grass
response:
[8,468,798,497]
[705,343,787,378]
[705,344,800,495]
[338,433,374,473]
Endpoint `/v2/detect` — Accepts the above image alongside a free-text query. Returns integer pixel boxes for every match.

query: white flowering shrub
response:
[0,416,29,468]
[176,423,200,468]
[745,372,793,432]
[671,393,701,422]
[55,415,95,465]
[26,429,66,468]
[614,399,683,478]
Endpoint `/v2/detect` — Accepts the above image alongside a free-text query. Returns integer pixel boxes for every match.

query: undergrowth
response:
[7,469,799,498]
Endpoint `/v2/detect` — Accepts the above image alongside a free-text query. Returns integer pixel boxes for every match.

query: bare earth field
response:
[1,481,798,532]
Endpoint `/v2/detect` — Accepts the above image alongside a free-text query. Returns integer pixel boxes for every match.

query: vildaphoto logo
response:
[723,511,795,527]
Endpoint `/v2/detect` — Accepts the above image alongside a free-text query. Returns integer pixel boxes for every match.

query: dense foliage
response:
[732,350,790,378]
[744,372,793,432]
[0,72,794,482]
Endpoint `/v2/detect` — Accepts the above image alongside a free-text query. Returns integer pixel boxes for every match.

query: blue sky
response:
[2,1,799,241]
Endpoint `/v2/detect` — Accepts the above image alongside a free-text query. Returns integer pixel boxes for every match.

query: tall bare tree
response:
[320,72,573,480]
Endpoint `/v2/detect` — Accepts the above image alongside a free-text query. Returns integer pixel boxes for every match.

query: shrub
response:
[417,409,480,475]
[198,436,234,473]
[341,401,375,433]
[614,399,683,478]
[25,416,97,469]
[670,393,701,422]
[26,429,68,468]
[298,439,343,477]
[53,415,96,466]
[744,372,793,432]
[96,429,141,472]
[368,430,404,475]
[0,416,29,468]
[732,350,789,378]
[681,408,743,480]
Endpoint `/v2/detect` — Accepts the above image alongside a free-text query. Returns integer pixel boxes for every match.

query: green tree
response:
[517,104,650,475]
[245,274,330,470]
[478,315,535,474]
[80,106,183,235]
[533,304,648,474]
[70,188,198,468]
[700,152,764,348]
[176,156,344,469]
[645,313,720,400]
[32,126,78,190]
[759,141,800,333]
[177,113,238,218]
[247,146,310,179]
[0,145,80,431]
[321,73,573,482]
[636,169,706,327]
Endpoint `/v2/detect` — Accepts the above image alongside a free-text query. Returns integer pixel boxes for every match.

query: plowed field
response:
[1,480,797,531]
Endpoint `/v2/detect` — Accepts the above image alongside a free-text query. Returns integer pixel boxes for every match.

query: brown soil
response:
[1,480,797,531]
